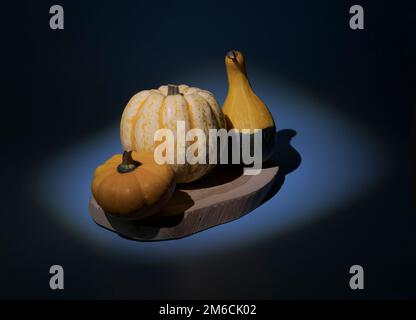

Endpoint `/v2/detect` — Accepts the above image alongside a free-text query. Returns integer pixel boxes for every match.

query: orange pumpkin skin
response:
[91,151,175,220]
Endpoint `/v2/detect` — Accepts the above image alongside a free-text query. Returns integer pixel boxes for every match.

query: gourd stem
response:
[227,50,238,61]
[117,151,140,174]
[167,84,180,96]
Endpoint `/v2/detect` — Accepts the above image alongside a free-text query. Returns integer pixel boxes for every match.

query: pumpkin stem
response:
[117,151,140,174]
[167,84,181,96]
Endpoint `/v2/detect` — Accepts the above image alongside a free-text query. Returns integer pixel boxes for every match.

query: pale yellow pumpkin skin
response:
[120,85,226,183]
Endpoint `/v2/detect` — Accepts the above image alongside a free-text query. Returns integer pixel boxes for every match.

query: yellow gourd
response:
[91,151,175,220]
[223,50,276,162]
[120,84,226,183]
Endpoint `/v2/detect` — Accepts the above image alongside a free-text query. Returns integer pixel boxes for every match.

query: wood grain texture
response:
[89,162,279,241]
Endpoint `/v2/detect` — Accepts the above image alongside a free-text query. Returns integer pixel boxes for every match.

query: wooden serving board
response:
[89,162,279,241]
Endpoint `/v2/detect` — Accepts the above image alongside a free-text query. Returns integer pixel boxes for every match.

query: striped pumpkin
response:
[120,84,226,183]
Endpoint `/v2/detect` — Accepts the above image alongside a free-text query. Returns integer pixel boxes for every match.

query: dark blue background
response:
[2,0,415,298]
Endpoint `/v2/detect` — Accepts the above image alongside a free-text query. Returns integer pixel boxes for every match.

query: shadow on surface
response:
[105,191,194,240]
[263,129,302,203]
[181,164,244,190]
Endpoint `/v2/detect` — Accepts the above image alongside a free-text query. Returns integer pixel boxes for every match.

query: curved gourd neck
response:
[226,61,252,93]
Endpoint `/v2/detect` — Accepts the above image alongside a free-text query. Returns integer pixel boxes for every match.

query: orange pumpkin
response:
[91,151,176,220]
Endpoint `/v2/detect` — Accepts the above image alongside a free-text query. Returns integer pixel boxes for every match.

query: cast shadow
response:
[263,129,302,203]
[181,164,244,190]
[107,191,194,241]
